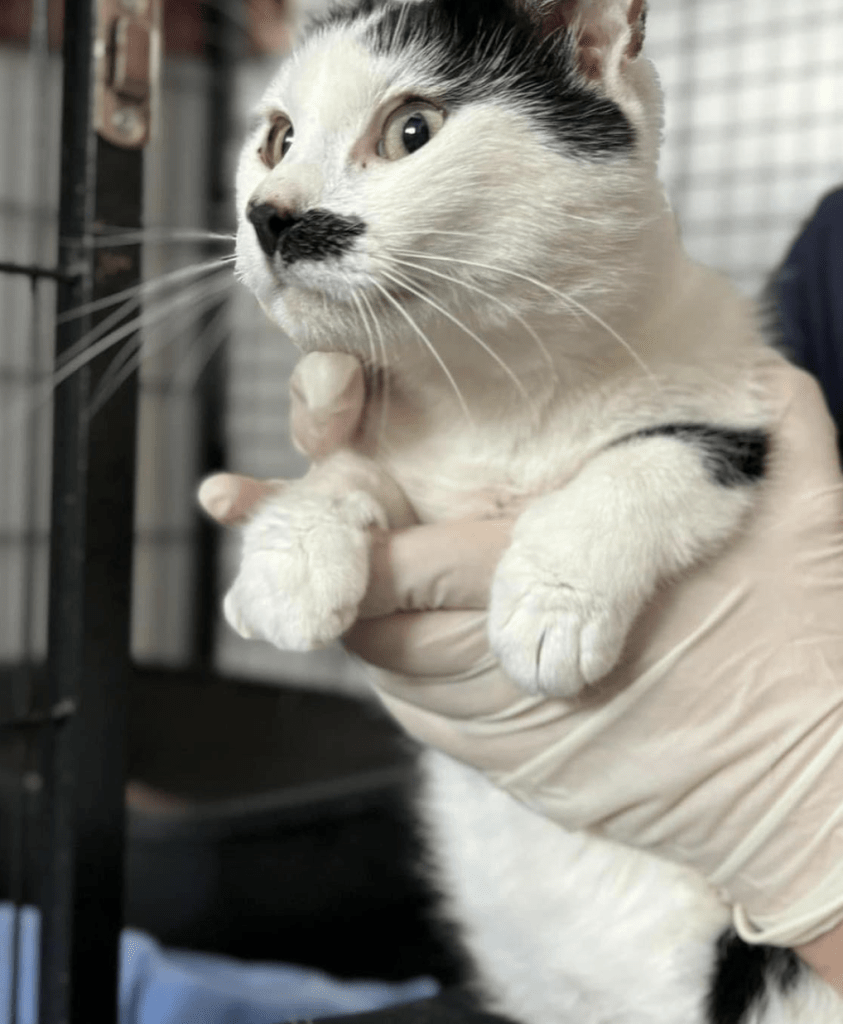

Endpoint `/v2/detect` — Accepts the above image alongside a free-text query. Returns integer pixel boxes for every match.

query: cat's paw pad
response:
[489,554,634,698]
[223,490,382,651]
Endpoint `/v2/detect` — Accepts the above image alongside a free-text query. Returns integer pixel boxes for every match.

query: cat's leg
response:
[223,449,415,651]
[488,426,768,697]
[421,750,842,1024]
[418,749,728,1024]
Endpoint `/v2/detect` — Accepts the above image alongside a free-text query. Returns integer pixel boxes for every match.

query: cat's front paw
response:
[488,547,638,699]
[223,489,384,651]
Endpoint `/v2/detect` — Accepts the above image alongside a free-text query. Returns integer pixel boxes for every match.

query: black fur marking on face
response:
[613,423,769,486]
[316,0,635,158]
[248,203,366,263]
[368,0,635,158]
[280,209,366,263]
[706,929,803,1024]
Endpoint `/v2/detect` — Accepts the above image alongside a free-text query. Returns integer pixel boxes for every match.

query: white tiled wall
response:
[0,44,61,663]
[131,57,212,666]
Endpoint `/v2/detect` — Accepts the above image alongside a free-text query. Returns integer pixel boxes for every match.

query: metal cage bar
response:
[39,0,152,1019]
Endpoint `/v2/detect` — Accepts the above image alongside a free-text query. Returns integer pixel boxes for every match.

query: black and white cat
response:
[224,1,843,1021]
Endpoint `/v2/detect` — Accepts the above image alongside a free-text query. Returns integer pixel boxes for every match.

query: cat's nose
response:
[247,200,297,258]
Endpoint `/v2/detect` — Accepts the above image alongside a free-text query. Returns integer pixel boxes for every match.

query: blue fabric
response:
[0,904,438,1024]
[770,187,843,457]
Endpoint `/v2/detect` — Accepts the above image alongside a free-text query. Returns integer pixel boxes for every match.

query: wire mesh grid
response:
[0,20,61,669]
[648,0,843,296]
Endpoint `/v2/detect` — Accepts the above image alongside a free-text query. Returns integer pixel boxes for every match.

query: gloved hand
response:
[199,354,843,986]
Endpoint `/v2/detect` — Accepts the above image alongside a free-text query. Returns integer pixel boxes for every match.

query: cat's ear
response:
[527,0,647,82]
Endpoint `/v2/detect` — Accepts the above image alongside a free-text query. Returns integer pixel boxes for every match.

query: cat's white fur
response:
[224,2,842,1020]
[230,0,768,691]
[421,751,843,1024]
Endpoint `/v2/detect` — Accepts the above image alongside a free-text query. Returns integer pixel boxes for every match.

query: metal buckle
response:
[94,0,160,148]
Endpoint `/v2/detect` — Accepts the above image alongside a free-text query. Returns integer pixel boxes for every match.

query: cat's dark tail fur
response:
[706,930,803,1024]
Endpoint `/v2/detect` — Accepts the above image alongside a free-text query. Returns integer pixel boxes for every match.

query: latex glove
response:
[363,363,843,959]
[198,352,367,525]
[200,357,843,959]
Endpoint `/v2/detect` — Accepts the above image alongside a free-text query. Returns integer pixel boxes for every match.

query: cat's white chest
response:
[353,355,632,523]
[359,391,581,523]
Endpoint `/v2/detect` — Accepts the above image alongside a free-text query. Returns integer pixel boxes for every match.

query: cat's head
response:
[235,0,666,357]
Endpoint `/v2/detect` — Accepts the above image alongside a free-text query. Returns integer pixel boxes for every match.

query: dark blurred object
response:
[0,0,63,49]
[768,188,843,463]
[0,0,290,55]
[1,671,466,983]
[163,0,291,56]
[124,670,466,984]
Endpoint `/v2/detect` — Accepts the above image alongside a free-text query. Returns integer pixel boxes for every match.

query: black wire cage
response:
[1,0,842,1022]
[0,3,447,1022]
[0,1,237,1019]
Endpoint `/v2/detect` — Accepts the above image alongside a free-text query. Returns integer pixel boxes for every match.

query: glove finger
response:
[358,519,513,618]
[344,610,490,676]
[198,473,286,526]
[290,351,366,459]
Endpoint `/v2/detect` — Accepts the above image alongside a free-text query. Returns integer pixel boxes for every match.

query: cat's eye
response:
[260,117,294,169]
[379,102,445,161]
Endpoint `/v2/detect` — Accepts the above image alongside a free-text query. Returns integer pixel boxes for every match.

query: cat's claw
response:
[489,553,634,699]
[223,489,383,651]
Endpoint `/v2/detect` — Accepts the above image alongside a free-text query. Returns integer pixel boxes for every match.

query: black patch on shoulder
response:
[363,0,634,158]
[706,929,803,1024]
[615,423,769,486]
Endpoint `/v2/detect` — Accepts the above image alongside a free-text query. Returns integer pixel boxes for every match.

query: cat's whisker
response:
[88,332,146,409]
[56,256,235,325]
[382,209,606,238]
[391,252,589,371]
[349,290,371,360]
[170,299,232,392]
[358,286,393,446]
[369,279,473,426]
[529,288,654,381]
[388,253,557,376]
[90,277,232,407]
[57,294,141,373]
[350,288,393,447]
[47,272,234,400]
[91,286,232,412]
[391,250,654,380]
[408,228,487,241]
[64,228,236,249]
[359,283,389,369]
[379,266,535,412]
[368,275,425,361]
[55,262,233,380]
[349,288,380,382]
[51,313,149,393]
